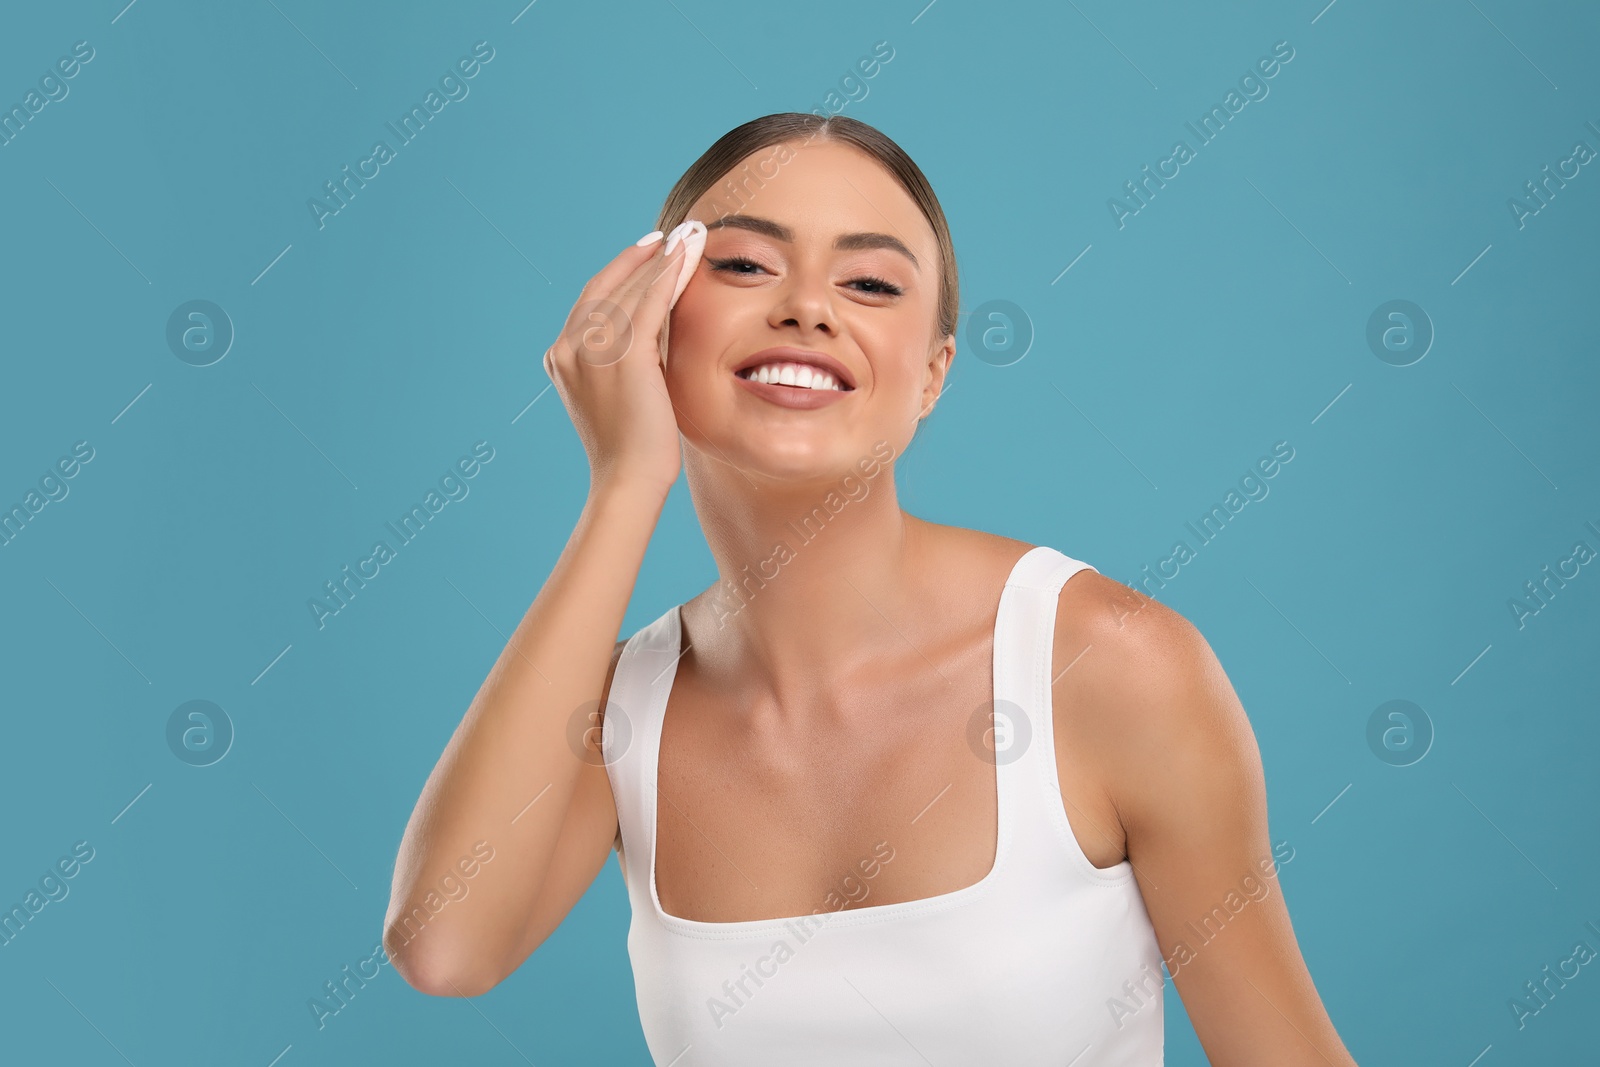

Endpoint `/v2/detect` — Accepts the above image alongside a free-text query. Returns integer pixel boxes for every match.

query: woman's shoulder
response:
[934,525,1150,615]
[1045,551,1251,814]
[925,523,1033,574]
[951,523,1227,754]
[1046,550,1212,708]
[925,524,1168,630]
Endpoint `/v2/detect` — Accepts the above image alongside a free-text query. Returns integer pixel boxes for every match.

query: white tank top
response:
[602,545,1165,1065]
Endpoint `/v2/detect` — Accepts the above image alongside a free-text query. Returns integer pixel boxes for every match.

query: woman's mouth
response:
[734,361,849,392]
[733,361,853,409]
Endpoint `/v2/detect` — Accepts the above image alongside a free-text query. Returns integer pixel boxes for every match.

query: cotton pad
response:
[668,220,706,308]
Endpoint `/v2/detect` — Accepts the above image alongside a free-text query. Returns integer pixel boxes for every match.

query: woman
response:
[384,112,1360,1066]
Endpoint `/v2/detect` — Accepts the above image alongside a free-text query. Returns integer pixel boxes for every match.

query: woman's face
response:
[662,138,953,486]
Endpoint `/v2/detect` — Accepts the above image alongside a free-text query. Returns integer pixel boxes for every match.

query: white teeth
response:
[740,361,845,391]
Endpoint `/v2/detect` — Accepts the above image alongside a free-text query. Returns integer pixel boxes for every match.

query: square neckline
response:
[643,544,1048,938]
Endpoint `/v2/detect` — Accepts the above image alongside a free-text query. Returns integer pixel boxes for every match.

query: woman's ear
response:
[919,334,956,419]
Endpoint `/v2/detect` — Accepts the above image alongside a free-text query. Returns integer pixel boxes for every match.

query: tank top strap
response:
[602,604,680,897]
[992,546,1110,871]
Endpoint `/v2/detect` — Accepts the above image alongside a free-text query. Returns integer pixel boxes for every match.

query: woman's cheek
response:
[663,289,719,383]
[668,276,737,354]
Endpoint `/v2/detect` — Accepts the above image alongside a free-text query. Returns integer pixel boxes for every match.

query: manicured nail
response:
[635,229,664,246]
[663,220,698,254]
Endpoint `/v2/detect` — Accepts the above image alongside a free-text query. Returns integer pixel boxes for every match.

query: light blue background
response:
[1,0,1596,1063]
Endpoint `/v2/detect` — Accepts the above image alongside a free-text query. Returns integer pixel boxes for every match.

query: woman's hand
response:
[543,222,705,498]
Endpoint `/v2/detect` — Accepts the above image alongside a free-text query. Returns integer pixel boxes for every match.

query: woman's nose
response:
[767,267,837,335]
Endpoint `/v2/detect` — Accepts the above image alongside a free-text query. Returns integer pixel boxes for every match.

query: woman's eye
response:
[708,256,766,275]
[850,275,904,296]
[707,257,904,297]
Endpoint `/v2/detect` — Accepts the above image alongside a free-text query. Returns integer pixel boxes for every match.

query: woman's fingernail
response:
[663,220,696,254]
[635,229,664,247]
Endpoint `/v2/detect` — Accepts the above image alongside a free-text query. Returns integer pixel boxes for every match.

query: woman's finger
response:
[549,236,673,371]
[574,229,666,306]
[607,221,704,349]
[630,222,705,357]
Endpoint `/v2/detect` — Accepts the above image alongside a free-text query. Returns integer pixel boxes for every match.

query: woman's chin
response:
[695,441,873,490]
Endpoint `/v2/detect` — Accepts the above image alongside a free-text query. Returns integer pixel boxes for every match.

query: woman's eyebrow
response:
[704,214,919,271]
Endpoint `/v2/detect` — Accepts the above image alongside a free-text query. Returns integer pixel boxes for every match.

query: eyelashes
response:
[705,255,905,298]
[847,273,905,297]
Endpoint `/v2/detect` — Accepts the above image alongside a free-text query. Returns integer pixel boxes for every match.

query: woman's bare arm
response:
[383,227,696,997]
[1057,576,1361,1065]
[383,482,666,996]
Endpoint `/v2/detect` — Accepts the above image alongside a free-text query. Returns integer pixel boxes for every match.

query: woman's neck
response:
[681,458,945,707]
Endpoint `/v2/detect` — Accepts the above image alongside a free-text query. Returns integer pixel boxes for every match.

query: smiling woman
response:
[383,112,1361,1066]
